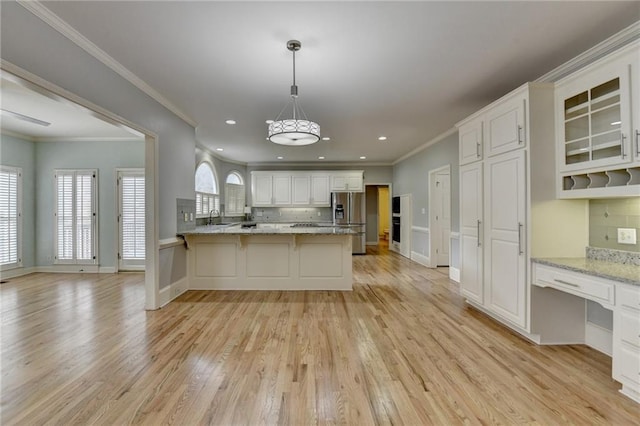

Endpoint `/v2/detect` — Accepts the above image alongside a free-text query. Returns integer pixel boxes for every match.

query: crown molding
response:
[1,129,38,142]
[536,20,640,83]
[392,128,457,165]
[246,161,393,168]
[17,0,197,128]
[196,143,248,166]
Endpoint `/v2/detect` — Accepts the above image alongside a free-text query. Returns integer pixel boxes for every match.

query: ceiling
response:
[1,75,142,141]
[9,2,640,163]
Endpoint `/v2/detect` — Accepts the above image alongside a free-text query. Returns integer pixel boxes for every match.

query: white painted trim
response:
[536,21,640,83]
[411,225,429,233]
[585,322,613,357]
[159,277,189,307]
[366,242,378,246]
[34,265,100,273]
[450,232,460,239]
[393,128,457,165]
[29,136,142,143]
[0,267,37,279]
[449,267,460,283]
[427,164,451,268]
[16,1,197,128]
[98,266,117,273]
[1,129,37,142]
[160,237,185,249]
[196,144,248,167]
[410,251,430,267]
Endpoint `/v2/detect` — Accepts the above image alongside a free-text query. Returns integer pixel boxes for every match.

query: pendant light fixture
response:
[268,40,320,146]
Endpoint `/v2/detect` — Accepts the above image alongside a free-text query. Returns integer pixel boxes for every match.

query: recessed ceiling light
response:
[277,156,284,160]
[225,119,236,125]
[322,137,331,141]
[318,156,325,160]
[360,156,367,160]
[265,120,274,124]
[216,148,224,152]
[378,136,387,141]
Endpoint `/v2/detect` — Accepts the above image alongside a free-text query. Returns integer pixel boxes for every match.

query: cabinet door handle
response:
[517,125,523,144]
[621,133,627,159]
[477,220,481,247]
[476,142,481,158]
[518,222,524,255]
[554,278,580,288]
[635,130,639,156]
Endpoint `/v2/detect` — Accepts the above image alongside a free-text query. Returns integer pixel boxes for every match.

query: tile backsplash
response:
[589,198,640,252]
[252,207,333,223]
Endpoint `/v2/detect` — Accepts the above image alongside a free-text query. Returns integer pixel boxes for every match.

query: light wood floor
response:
[2,244,639,425]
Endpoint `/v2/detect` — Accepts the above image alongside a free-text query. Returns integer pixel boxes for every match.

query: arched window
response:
[225,171,245,216]
[195,162,219,216]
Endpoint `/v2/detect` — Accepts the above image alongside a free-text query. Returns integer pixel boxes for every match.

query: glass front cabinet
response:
[555,42,640,198]
[557,61,632,172]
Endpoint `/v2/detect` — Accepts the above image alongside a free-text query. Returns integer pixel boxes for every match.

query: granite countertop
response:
[180,224,355,236]
[532,257,639,286]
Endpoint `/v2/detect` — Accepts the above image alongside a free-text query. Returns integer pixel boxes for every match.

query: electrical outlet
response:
[617,228,637,245]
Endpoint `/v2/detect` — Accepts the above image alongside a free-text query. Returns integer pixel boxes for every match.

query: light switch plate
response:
[617,228,637,245]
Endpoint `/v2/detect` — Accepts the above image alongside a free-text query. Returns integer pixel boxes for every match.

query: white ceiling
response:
[1,75,142,141]
[12,2,640,163]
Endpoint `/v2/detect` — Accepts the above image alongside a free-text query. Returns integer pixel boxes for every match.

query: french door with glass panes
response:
[117,169,145,271]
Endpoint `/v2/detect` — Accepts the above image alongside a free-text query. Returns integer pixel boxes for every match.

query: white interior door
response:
[117,169,145,271]
[431,167,451,266]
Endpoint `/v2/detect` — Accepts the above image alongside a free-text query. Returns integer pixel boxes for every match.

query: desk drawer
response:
[533,263,615,307]
[619,309,640,348]
[618,285,640,312]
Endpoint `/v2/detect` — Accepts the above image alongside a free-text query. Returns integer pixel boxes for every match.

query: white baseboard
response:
[99,266,117,273]
[585,322,613,356]
[1,266,37,279]
[449,267,460,283]
[411,251,430,267]
[366,241,378,246]
[159,277,188,307]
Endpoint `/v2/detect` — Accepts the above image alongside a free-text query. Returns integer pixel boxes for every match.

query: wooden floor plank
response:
[2,243,639,425]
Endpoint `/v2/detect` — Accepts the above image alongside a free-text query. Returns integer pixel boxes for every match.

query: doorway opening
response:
[428,165,451,267]
[364,184,392,252]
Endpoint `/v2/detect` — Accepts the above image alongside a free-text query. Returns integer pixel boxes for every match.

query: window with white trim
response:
[0,165,22,269]
[195,162,219,216]
[225,171,245,216]
[118,170,145,271]
[54,169,97,264]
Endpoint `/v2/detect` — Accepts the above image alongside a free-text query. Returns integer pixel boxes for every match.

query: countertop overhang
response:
[532,257,639,286]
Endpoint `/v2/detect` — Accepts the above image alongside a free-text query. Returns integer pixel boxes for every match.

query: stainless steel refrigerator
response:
[332,192,366,254]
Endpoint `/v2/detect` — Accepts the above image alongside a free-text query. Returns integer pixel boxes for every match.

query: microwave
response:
[392,196,400,214]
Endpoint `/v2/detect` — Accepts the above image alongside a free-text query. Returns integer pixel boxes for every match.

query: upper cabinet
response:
[459,118,483,165]
[555,41,640,198]
[251,171,355,207]
[330,171,364,192]
[485,92,527,157]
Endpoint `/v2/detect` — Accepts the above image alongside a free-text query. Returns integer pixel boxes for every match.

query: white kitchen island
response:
[181,224,354,290]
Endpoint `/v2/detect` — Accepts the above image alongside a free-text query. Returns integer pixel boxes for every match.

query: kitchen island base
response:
[185,234,353,290]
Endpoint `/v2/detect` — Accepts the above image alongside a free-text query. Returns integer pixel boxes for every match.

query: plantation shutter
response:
[0,166,21,266]
[55,170,97,264]
[120,174,145,260]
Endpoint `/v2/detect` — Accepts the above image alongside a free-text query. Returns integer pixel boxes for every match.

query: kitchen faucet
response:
[208,209,220,225]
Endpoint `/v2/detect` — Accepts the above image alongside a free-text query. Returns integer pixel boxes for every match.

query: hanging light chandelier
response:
[268,40,320,146]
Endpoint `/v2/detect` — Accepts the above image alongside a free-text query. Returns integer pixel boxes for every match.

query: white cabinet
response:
[251,171,332,207]
[613,284,640,403]
[459,162,483,304]
[485,92,526,157]
[459,118,483,165]
[457,82,582,335]
[251,172,291,206]
[290,173,331,206]
[330,171,364,192]
[310,174,331,206]
[485,150,527,328]
[555,41,640,198]
[252,174,274,206]
[291,175,311,205]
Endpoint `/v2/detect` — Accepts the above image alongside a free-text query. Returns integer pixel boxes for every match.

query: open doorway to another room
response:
[364,184,391,252]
